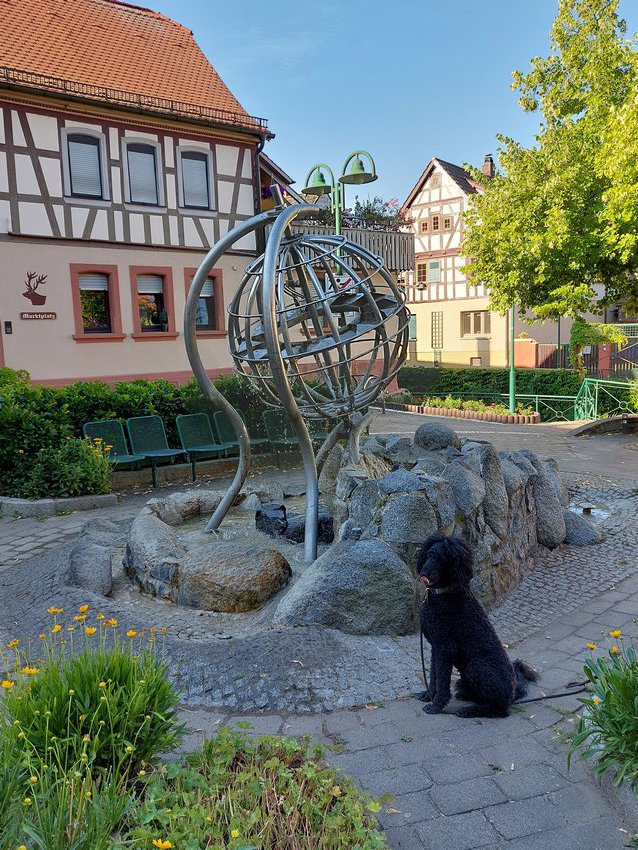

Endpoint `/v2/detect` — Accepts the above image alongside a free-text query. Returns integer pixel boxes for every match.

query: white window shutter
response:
[128,145,159,205]
[137,274,164,294]
[200,277,214,297]
[182,152,210,208]
[68,136,102,197]
[78,273,109,291]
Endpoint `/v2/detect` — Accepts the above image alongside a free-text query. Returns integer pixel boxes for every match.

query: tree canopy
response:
[461,0,638,320]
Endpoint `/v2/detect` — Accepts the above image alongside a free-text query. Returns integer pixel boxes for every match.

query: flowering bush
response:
[569,627,638,785]
[0,610,387,850]
[10,436,113,499]
[417,394,534,415]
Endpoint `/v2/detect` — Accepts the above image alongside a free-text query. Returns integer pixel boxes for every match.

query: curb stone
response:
[0,493,117,518]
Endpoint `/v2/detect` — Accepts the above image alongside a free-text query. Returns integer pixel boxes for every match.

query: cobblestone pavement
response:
[179,573,638,849]
[1,414,637,848]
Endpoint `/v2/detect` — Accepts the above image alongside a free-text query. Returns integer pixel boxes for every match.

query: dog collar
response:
[426,586,453,595]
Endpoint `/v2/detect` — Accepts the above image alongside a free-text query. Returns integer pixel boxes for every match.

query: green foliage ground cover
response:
[0,611,386,850]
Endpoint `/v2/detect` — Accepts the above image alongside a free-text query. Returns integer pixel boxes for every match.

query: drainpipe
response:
[254,139,266,255]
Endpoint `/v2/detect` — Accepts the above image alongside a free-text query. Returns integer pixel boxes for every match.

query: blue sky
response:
[150,0,638,204]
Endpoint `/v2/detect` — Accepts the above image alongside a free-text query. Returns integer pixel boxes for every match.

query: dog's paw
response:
[422,703,443,715]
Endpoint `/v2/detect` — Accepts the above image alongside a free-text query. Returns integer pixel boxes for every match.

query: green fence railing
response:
[411,391,577,423]
[573,378,636,421]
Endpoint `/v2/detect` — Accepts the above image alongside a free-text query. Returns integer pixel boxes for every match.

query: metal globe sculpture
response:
[184,199,409,563]
[227,232,408,420]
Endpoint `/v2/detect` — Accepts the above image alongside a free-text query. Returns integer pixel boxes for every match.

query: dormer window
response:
[431,173,441,188]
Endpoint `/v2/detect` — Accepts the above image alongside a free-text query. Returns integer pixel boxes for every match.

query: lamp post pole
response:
[557,316,562,367]
[509,304,516,414]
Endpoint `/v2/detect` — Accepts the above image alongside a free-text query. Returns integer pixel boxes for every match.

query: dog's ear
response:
[417,532,446,571]
[446,536,474,591]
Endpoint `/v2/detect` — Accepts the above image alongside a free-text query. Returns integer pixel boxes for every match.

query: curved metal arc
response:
[261,203,322,563]
[184,209,279,534]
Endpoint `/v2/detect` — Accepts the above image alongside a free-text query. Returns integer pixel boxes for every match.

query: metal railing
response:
[0,65,269,134]
[410,391,577,423]
[290,223,415,272]
[573,378,636,421]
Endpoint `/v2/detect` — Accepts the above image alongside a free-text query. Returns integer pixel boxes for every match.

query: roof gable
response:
[0,0,265,132]
[401,156,479,213]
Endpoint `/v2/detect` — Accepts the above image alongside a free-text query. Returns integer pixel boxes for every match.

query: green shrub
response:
[398,365,584,397]
[182,374,267,436]
[0,384,71,496]
[0,366,30,387]
[2,610,182,777]
[122,727,387,850]
[13,436,112,499]
[570,630,638,786]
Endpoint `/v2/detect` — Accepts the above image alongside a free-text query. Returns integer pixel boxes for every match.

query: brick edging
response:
[381,402,540,425]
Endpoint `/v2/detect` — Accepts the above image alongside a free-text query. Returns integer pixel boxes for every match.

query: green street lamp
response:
[301,150,378,237]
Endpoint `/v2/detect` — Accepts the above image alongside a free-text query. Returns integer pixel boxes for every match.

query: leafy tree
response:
[462,0,638,321]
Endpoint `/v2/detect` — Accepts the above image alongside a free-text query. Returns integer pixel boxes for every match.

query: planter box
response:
[375,402,540,425]
[0,493,117,518]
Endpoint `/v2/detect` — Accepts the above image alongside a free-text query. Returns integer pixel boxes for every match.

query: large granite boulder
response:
[563,509,604,546]
[124,508,187,600]
[67,539,113,596]
[460,441,509,539]
[414,422,461,452]
[519,451,566,548]
[178,541,291,612]
[273,540,415,635]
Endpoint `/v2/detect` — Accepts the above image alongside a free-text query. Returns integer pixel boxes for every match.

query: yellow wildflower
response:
[67,626,75,632]
[126,630,137,638]
[231,829,240,838]
[97,613,105,620]
[30,776,38,784]
[611,646,620,654]
[99,681,106,689]
[138,769,146,776]
[6,638,18,648]
[51,624,61,634]
[330,785,343,797]
[160,627,167,633]
[22,667,39,676]
[586,643,597,650]
[152,841,173,850]
[23,797,32,806]
[38,633,46,640]
[610,630,622,638]
[47,607,63,615]
[79,604,89,613]
[593,697,601,704]
[18,845,27,850]
[125,745,134,754]
[1,680,15,690]
[150,626,157,634]
[74,615,86,622]
[18,449,24,454]
[85,627,97,636]
[68,689,75,696]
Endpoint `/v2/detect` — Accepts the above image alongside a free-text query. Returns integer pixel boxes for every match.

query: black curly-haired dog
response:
[417,533,538,718]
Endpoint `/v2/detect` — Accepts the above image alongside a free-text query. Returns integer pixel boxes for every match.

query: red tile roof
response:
[0,0,268,134]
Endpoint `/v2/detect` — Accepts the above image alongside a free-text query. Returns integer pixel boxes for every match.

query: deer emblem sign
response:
[23,271,47,305]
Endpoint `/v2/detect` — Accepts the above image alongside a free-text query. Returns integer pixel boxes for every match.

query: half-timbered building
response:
[0,0,273,384]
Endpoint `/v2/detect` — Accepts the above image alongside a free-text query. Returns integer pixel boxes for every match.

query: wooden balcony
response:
[290,223,414,273]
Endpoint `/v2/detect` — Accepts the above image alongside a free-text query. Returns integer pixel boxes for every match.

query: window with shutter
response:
[127,143,159,205]
[68,135,103,198]
[408,314,417,341]
[181,151,210,209]
[79,273,111,332]
[136,274,167,331]
[428,260,441,283]
[196,277,217,329]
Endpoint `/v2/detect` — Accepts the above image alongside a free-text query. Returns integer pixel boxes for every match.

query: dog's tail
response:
[513,659,539,699]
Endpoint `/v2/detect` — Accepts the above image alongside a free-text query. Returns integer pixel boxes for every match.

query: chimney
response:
[482,154,495,178]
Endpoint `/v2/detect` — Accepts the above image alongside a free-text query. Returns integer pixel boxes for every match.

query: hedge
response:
[398,366,584,397]
[0,372,267,498]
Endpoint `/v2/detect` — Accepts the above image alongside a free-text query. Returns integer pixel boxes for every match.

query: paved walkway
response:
[1,414,637,848]
[179,573,638,849]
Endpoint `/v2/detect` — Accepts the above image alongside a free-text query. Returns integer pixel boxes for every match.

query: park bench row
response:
[83,410,328,487]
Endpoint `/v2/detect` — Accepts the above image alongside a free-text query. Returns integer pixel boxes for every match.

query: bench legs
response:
[151,459,157,488]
